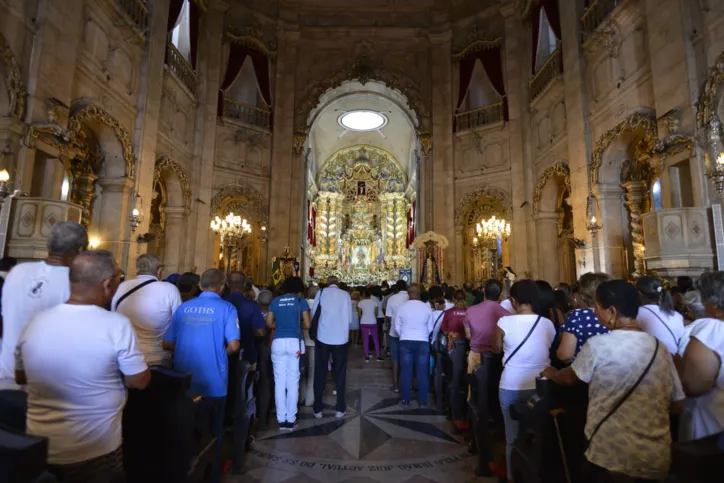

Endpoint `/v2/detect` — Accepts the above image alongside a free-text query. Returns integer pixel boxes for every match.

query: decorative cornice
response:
[154,155,191,211]
[533,161,571,213]
[227,25,277,59]
[452,24,502,61]
[697,49,724,128]
[454,185,512,226]
[0,32,27,119]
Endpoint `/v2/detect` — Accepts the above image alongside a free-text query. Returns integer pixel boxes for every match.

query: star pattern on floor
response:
[259,389,461,459]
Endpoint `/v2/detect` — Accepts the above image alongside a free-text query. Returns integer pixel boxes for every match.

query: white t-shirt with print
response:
[0,261,71,387]
[636,304,684,354]
[358,299,378,325]
[679,318,724,441]
[385,291,409,337]
[500,298,516,314]
[571,330,684,479]
[16,304,148,464]
[497,314,555,390]
[112,275,182,367]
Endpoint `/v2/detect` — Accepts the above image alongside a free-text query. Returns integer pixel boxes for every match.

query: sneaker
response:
[365,357,370,362]
[376,357,384,361]
[335,411,346,418]
[287,420,298,431]
[313,411,323,419]
[399,400,410,407]
[279,422,290,431]
[333,390,337,396]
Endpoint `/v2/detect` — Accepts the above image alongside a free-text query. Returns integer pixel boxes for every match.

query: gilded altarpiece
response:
[312,146,412,284]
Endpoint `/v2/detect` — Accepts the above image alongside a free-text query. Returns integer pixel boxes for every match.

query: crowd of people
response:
[0,220,722,483]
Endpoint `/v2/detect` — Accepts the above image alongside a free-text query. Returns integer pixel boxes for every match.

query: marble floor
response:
[224,345,498,483]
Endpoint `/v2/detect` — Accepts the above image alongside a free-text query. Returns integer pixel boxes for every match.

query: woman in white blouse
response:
[636,277,684,355]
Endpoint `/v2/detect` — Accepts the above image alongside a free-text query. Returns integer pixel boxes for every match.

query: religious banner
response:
[271,259,282,287]
[399,268,412,284]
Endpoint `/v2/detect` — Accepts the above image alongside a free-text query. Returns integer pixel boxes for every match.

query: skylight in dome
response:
[338,110,388,132]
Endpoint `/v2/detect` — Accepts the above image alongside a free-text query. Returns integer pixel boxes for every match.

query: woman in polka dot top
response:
[557,272,611,363]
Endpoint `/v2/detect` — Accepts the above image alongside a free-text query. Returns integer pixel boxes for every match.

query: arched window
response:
[535,8,559,72]
[171,0,191,61]
[651,178,663,211]
[464,60,502,111]
[225,57,260,107]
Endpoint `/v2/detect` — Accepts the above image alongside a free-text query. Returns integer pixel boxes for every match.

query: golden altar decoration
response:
[311,146,412,284]
[411,231,449,285]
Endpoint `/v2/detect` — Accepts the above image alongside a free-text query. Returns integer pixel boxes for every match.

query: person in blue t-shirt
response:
[265,277,310,431]
[163,268,240,483]
[224,271,266,367]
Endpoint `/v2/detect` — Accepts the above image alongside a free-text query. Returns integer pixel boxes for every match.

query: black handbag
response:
[309,288,324,341]
[297,296,309,378]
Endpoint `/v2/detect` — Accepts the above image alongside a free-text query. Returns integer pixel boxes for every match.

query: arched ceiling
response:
[310,92,416,177]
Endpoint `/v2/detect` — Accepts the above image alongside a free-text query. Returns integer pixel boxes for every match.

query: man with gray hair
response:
[112,253,182,367]
[0,221,88,390]
[15,250,149,480]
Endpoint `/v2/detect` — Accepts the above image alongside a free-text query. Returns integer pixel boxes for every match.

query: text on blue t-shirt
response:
[269,295,309,340]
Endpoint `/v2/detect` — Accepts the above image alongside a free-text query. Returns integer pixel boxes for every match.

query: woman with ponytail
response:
[636,276,685,355]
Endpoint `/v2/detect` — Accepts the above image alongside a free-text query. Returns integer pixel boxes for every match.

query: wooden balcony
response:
[166,43,197,95]
[222,98,271,130]
[530,48,563,101]
[116,0,148,31]
[581,0,622,32]
[454,102,505,132]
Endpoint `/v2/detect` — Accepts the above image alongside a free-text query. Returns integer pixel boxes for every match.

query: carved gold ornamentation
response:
[454,185,512,227]
[622,181,647,277]
[210,181,268,221]
[154,155,192,211]
[411,231,449,250]
[292,133,306,156]
[585,25,620,58]
[227,25,276,58]
[590,112,658,186]
[317,145,406,195]
[296,53,428,132]
[697,49,724,128]
[0,32,27,119]
[452,24,502,61]
[70,172,99,229]
[533,161,571,213]
[418,132,432,157]
[68,103,137,178]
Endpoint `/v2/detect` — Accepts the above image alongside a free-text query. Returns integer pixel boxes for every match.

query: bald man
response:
[15,250,150,481]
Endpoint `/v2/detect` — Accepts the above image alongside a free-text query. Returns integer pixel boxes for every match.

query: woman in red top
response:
[442,289,468,350]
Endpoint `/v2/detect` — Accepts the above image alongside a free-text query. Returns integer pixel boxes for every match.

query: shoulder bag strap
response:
[587,339,660,444]
[503,315,542,366]
[113,279,157,311]
[642,306,679,347]
[429,310,447,344]
[298,296,304,353]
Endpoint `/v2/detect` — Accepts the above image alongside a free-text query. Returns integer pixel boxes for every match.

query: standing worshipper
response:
[112,253,182,367]
[300,286,319,407]
[464,279,510,373]
[385,280,409,393]
[358,288,382,361]
[255,290,275,429]
[224,272,266,367]
[311,276,353,418]
[636,277,685,355]
[266,277,310,430]
[177,272,201,302]
[394,284,433,406]
[162,269,240,483]
[15,250,150,482]
[441,289,468,351]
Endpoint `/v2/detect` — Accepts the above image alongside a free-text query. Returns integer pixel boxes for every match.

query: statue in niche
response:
[357,181,366,196]
[356,246,368,269]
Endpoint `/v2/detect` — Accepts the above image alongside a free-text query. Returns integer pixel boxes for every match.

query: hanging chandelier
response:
[476,215,511,241]
[210,212,252,245]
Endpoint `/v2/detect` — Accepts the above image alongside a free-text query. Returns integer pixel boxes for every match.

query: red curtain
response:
[167,0,184,33]
[311,206,317,246]
[248,49,273,127]
[189,0,200,70]
[217,43,274,127]
[479,48,509,121]
[406,201,416,248]
[456,56,476,112]
[217,43,247,115]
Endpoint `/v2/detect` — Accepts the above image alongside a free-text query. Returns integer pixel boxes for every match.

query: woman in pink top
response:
[441,290,468,351]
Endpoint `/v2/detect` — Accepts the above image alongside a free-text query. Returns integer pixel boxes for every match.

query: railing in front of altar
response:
[116,0,149,31]
[166,43,197,95]
[530,48,563,100]
[581,0,622,32]
[454,101,505,132]
[222,98,271,130]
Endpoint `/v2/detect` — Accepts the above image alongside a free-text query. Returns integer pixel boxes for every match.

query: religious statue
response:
[356,246,367,269]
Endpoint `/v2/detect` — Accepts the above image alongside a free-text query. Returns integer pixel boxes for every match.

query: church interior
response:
[2,0,724,481]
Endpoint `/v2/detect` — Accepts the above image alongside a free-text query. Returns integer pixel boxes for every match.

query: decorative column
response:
[533,211,561,285]
[70,172,98,228]
[96,177,134,261]
[314,192,343,276]
[622,180,648,276]
[380,192,408,268]
[162,207,186,274]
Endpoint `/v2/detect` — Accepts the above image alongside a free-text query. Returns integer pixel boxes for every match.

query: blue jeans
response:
[399,340,430,404]
[499,388,535,481]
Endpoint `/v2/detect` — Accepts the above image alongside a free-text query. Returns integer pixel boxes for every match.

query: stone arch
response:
[590,111,657,186]
[0,32,26,119]
[154,155,191,211]
[68,102,136,178]
[454,185,512,227]
[533,161,571,213]
[211,183,268,222]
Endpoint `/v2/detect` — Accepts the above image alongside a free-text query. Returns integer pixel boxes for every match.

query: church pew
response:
[0,426,48,483]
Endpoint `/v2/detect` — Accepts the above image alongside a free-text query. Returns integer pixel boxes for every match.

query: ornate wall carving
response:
[210,182,268,222]
[68,103,137,178]
[0,32,27,119]
[154,155,191,211]
[533,161,571,213]
[697,48,724,128]
[454,185,512,227]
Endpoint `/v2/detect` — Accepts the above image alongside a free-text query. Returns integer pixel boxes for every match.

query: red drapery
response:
[532,0,562,74]
[217,43,273,127]
[406,201,416,248]
[167,0,184,33]
[455,45,508,127]
[307,201,317,247]
[189,0,200,70]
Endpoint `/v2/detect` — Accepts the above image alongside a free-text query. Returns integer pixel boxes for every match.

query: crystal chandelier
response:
[476,216,511,241]
[210,212,252,245]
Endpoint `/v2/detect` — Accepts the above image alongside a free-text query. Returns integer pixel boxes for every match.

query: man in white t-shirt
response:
[385,280,409,392]
[0,221,88,391]
[394,284,433,406]
[112,253,182,367]
[15,250,150,480]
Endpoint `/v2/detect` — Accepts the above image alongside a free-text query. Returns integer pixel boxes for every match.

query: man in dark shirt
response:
[224,272,265,365]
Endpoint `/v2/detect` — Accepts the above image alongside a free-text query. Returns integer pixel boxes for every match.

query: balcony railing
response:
[530,48,563,100]
[166,43,197,95]
[581,0,622,32]
[222,98,271,130]
[455,102,505,132]
[116,0,148,31]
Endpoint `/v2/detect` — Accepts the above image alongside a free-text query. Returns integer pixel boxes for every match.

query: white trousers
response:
[299,345,315,406]
[271,338,303,423]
